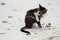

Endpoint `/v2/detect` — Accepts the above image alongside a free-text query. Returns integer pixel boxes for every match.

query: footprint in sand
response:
[1,2,6,5]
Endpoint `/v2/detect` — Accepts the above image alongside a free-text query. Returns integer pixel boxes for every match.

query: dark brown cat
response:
[21,4,47,35]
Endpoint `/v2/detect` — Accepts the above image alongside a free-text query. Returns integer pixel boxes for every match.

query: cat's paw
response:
[39,26,42,28]
[26,33,31,35]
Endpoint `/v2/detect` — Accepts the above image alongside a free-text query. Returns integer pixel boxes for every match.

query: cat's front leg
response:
[37,21,42,28]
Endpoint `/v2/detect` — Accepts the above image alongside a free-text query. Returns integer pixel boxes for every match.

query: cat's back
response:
[27,8,38,14]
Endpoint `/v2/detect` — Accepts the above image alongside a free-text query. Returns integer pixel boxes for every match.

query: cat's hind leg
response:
[25,16,35,28]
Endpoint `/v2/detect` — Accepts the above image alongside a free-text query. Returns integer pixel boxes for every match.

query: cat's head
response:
[38,4,47,14]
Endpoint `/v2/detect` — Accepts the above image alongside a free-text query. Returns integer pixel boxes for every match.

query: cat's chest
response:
[34,11,40,22]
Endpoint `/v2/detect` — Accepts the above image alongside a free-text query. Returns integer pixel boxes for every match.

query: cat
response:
[21,4,47,35]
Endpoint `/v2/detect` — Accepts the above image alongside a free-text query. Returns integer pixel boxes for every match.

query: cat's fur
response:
[21,4,47,35]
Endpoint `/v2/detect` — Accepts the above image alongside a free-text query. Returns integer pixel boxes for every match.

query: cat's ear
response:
[39,4,42,9]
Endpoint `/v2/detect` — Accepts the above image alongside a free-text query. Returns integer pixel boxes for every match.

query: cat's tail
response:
[21,26,30,35]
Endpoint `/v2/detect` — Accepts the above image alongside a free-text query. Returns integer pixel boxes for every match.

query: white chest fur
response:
[34,11,40,22]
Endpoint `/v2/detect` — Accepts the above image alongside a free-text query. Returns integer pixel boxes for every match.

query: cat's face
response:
[39,4,47,14]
